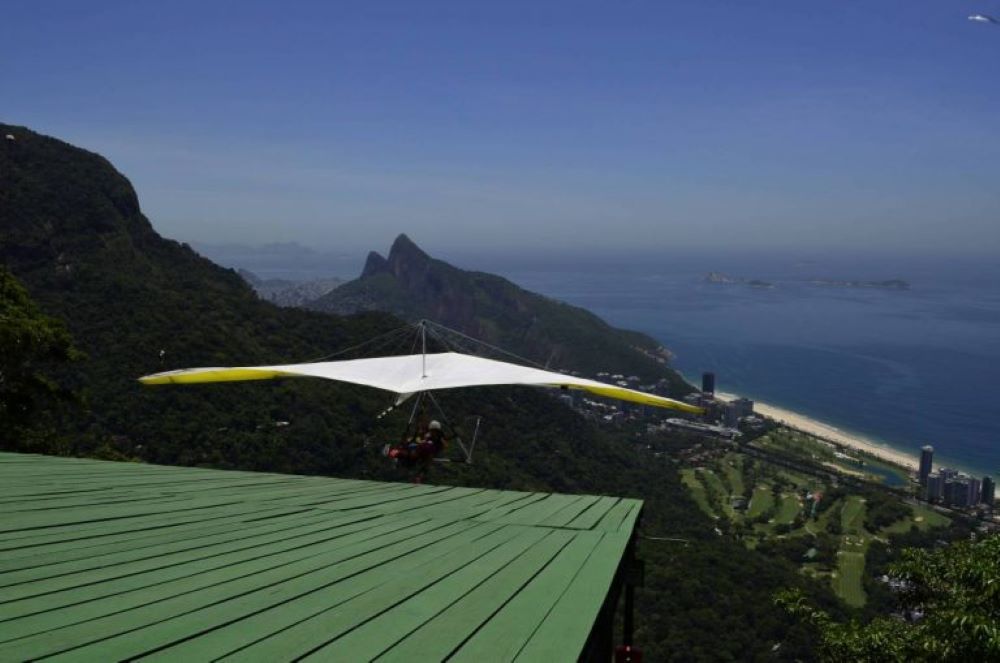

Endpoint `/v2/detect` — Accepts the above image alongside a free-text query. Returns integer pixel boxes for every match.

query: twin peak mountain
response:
[308,234,686,392]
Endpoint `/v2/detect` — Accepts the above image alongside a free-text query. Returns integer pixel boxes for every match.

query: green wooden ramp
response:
[0,453,641,661]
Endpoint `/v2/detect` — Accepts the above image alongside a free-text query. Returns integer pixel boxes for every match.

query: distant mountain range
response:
[308,234,691,396]
[237,268,343,307]
[194,241,359,281]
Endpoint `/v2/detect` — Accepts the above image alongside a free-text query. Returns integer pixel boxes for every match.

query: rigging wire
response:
[302,323,414,363]
[421,319,549,370]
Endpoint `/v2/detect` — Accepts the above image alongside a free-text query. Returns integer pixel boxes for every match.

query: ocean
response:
[218,245,1000,477]
[459,250,1000,478]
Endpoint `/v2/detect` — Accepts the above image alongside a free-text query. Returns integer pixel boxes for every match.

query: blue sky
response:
[3,1,999,253]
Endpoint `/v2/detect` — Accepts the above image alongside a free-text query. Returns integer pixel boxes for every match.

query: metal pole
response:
[623,584,634,647]
[421,321,427,378]
[623,533,637,648]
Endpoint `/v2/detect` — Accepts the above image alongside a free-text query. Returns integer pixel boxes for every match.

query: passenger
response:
[384,420,437,466]
[385,420,445,465]
[426,420,447,456]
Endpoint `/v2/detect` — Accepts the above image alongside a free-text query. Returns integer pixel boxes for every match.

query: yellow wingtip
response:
[138,368,295,386]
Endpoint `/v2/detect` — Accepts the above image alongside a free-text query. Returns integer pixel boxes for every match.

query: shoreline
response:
[716,391,918,472]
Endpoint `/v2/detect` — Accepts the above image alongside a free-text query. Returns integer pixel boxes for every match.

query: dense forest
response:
[2,122,851,660]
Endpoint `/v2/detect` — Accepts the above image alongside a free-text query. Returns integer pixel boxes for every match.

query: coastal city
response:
[567,369,996,523]
[918,445,995,510]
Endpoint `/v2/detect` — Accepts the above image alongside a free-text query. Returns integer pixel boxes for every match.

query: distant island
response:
[806,278,910,290]
[704,272,774,288]
[705,273,910,291]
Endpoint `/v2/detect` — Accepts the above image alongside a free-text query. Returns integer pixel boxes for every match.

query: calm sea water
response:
[455,250,1000,477]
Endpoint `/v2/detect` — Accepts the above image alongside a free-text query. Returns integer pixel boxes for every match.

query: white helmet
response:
[428,420,442,431]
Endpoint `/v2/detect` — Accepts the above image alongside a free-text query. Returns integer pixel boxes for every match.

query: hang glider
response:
[139,351,704,414]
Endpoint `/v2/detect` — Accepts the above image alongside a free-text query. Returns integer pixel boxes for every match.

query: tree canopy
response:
[778,534,1000,661]
[0,264,80,437]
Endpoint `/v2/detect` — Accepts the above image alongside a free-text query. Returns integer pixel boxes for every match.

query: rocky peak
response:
[360,251,390,278]
[360,234,434,280]
[386,234,430,267]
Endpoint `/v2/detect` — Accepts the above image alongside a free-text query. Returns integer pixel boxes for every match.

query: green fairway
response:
[841,496,866,534]
[719,456,745,497]
[701,469,727,500]
[774,494,802,525]
[681,469,718,519]
[774,467,816,490]
[834,551,867,607]
[747,486,774,519]
[698,468,732,516]
[813,497,843,530]
[676,443,936,612]
[880,504,951,535]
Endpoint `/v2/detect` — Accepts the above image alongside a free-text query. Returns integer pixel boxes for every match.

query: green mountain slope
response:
[0,123,404,472]
[0,123,835,660]
[309,234,692,395]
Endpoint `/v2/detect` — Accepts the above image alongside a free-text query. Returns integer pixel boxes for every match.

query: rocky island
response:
[806,278,910,290]
[704,272,774,288]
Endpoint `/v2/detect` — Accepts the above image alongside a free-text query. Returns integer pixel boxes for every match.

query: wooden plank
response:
[0,502,313,551]
[0,509,334,581]
[540,495,602,528]
[0,515,444,658]
[375,529,576,662]
[593,497,641,532]
[514,532,630,661]
[310,528,566,660]
[0,452,642,661]
[137,522,510,662]
[310,485,481,513]
[0,511,386,603]
[448,531,605,662]
[36,520,499,662]
[0,515,413,625]
[213,526,540,662]
[564,495,621,530]
[0,496,249,534]
[471,493,549,523]
[486,494,587,527]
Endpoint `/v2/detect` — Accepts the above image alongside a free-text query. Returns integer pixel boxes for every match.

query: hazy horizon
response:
[194,236,1000,286]
[5,1,999,254]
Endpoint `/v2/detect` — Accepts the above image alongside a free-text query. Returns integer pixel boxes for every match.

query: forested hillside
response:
[0,123,839,660]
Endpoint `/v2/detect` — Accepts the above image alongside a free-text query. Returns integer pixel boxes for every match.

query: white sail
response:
[140,351,703,414]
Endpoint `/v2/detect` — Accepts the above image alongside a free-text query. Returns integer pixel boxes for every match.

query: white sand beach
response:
[717,391,918,472]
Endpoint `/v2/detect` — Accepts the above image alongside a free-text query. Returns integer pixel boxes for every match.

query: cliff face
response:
[309,234,690,393]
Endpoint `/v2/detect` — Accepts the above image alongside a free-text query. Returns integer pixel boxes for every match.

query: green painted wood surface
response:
[0,452,640,662]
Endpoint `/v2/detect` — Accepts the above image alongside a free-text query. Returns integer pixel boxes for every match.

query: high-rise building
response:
[918,445,934,486]
[731,398,754,418]
[702,372,715,395]
[926,473,945,502]
[967,477,982,505]
[723,404,740,428]
[981,476,995,506]
[945,479,971,507]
